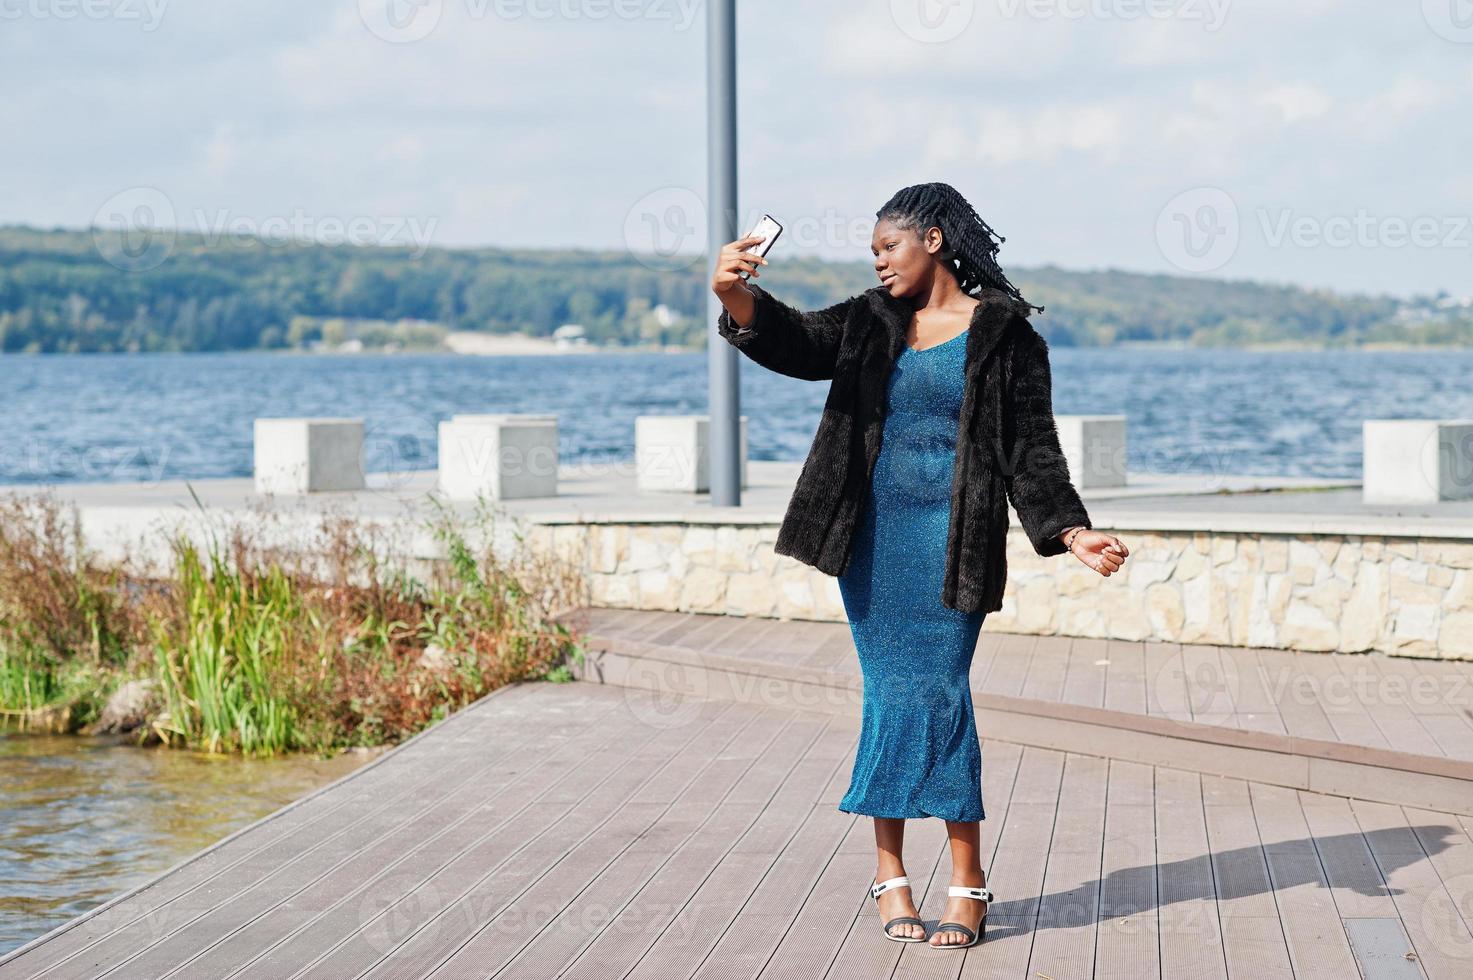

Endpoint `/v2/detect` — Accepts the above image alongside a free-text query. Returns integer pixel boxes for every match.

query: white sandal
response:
[869,875,926,943]
[932,884,994,948]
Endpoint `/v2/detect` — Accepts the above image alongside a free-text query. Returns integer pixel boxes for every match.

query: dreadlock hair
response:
[875,182,1043,314]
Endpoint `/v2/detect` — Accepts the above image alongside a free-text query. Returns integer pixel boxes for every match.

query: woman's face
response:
[871,217,942,298]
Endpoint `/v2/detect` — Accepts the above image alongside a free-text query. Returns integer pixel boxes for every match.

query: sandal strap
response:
[934,921,976,942]
[870,875,911,898]
[883,915,924,933]
[947,885,993,902]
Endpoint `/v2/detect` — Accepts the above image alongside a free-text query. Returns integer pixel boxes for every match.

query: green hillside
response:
[0,225,1466,353]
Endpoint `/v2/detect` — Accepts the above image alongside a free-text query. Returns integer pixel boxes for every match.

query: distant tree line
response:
[0,225,1465,353]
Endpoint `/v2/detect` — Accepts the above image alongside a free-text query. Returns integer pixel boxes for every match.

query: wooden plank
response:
[1218,646,1286,735]
[1296,651,1388,749]
[608,713,855,980]
[459,710,814,980]
[753,816,871,980]
[1155,768,1229,980]
[1182,644,1235,727]
[1094,760,1160,980]
[1020,634,1072,704]
[1144,641,1191,722]
[1062,636,1110,709]
[1296,792,1400,920]
[1332,653,1443,758]
[1200,774,1293,977]
[558,717,852,980]
[282,704,795,980]
[1026,753,1109,980]
[1262,649,1340,743]
[352,699,760,979]
[1102,639,1148,717]
[687,806,857,979]
[1404,806,1473,946]
[1247,781,1359,978]
[980,632,1035,699]
[1351,799,1473,977]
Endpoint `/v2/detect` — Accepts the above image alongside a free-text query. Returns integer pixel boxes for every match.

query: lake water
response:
[0,731,369,955]
[2,348,1472,488]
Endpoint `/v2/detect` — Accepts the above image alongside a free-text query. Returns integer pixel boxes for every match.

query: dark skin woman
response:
[714,200,1128,946]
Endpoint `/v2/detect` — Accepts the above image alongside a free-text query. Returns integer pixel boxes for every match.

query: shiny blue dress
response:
[836,330,986,822]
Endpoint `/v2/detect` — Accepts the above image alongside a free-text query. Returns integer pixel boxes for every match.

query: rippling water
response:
[0,732,368,955]
[2,347,1472,487]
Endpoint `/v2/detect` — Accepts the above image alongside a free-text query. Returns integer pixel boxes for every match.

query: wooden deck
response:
[576,608,1473,816]
[4,672,1473,979]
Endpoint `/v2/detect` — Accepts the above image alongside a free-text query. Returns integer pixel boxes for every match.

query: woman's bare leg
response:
[931,819,989,946]
[873,817,924,940]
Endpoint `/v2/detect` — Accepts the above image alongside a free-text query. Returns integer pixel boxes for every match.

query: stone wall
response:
[534,521,1473,660]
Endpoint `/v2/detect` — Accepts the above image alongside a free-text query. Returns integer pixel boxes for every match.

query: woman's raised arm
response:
[711,233,857,382]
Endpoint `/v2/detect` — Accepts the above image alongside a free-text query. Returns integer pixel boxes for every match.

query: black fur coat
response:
[716,281,1092,615]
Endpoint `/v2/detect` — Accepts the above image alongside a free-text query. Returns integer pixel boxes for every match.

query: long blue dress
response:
[836,329,987,822]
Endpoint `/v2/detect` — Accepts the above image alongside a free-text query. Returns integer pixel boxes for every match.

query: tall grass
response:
[0,490,588,754]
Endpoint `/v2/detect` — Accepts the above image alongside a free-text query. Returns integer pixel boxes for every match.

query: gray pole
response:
[707,0,740,507]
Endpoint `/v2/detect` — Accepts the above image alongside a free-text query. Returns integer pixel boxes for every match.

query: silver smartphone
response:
[738,214,783,281]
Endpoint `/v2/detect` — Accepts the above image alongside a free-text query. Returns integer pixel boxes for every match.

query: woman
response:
[711,182,1129,949]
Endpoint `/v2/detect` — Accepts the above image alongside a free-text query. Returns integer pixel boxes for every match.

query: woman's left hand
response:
[1068,530,1128,576]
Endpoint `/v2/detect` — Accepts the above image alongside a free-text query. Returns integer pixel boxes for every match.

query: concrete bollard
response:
[438,413,559,501]
[253,418,365,495]
[636,415,749,493]
[1054,415,1127,489]
[1364,419,1473,503]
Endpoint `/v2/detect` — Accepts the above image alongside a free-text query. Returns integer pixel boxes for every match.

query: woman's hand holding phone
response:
[712,233,768,295]
[711,234,768,330]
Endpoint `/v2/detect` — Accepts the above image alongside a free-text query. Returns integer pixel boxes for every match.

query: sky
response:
[3,0,1471,299]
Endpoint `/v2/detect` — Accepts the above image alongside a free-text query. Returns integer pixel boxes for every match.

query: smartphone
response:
[738,214,783,281]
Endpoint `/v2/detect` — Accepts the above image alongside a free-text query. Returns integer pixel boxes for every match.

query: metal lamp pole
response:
[706,0,741,507]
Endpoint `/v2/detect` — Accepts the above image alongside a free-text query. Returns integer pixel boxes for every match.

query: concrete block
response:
[636,415,748,493]
[438,413,558,501]
[253,418,365,495]
[1055,414,1127,489]
[1364,419,1473,503]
